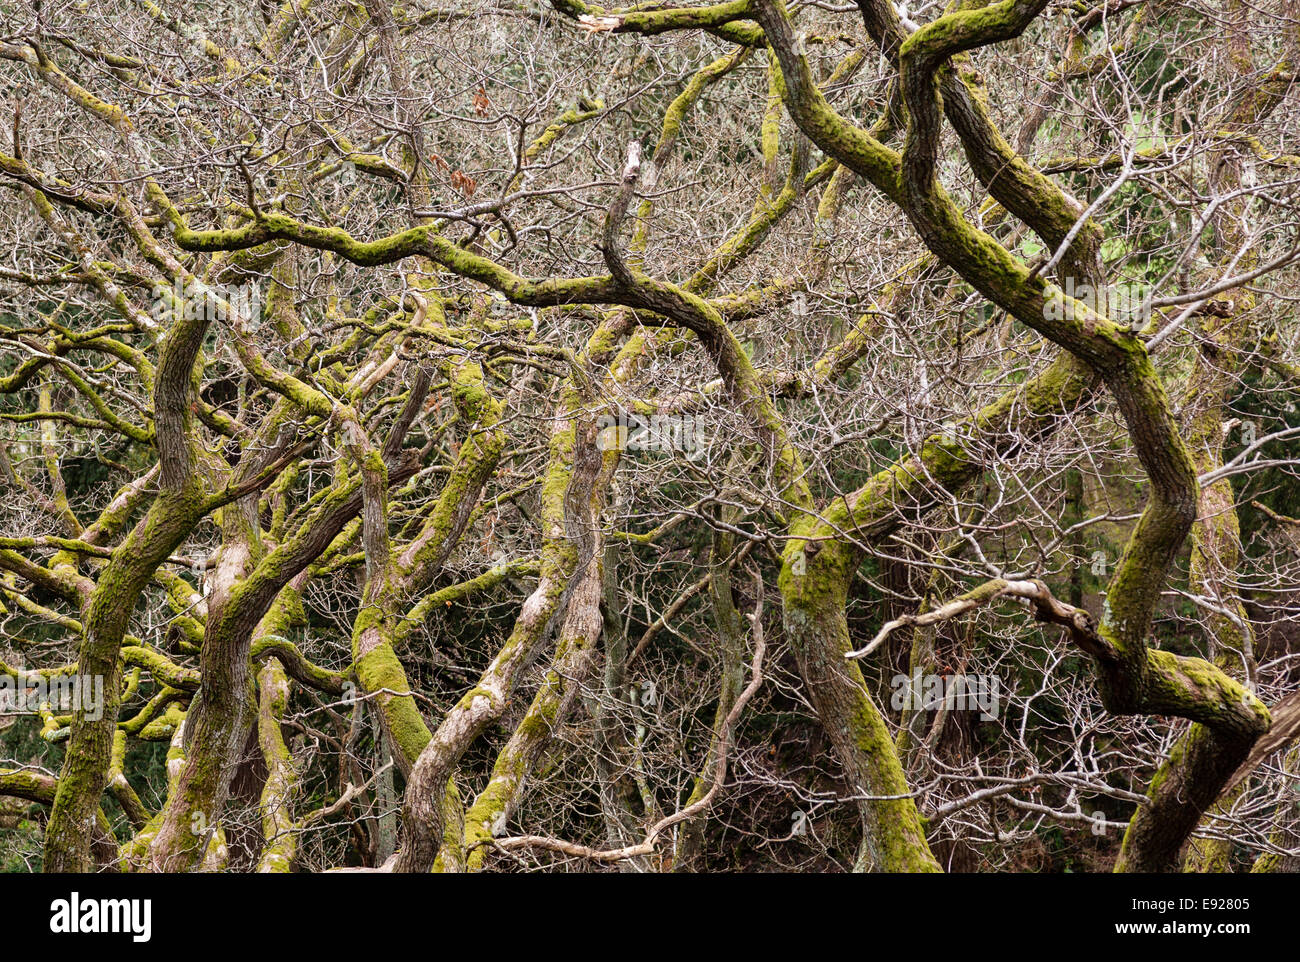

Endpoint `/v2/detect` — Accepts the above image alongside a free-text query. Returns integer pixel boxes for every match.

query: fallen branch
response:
[485,570,767,864]
[846,577,1103,660]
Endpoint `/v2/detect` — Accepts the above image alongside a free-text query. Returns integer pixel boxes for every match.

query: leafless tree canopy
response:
[1,0,1299,873]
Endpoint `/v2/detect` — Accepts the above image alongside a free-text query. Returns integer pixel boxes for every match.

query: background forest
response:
[1,0,1299,872]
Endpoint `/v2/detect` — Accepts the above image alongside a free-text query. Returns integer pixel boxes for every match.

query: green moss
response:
[137,702,187,741]
[353,644,432,766]
[778,528,941,872]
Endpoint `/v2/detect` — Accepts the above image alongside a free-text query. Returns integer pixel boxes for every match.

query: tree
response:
[1,0,1298,873]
